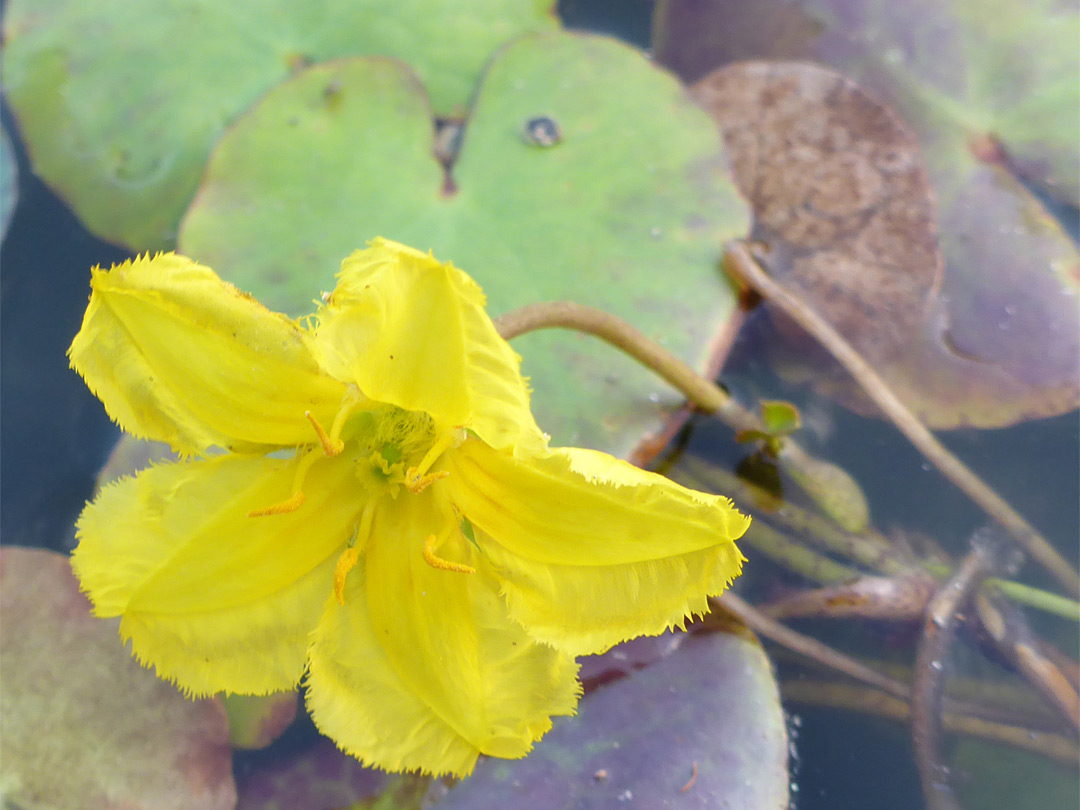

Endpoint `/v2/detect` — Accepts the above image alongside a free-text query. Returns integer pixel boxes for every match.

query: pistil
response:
[405,429,461,494]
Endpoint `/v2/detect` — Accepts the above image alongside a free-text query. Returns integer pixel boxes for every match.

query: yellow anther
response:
[333,503,375,605]
[422,533,476,574]
[306,410,343,457]
[405,468,449,494]
[247,447,321,517]
[333,546,362,605]
[248,490,306,517]
[403,429,460,494]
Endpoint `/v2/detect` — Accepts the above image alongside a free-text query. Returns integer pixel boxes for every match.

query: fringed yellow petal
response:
[444,440,749,656]
[306,494,580,776]
[68,253,347,455]
[72,453,364,695]
[476,529,742,656]
[313,238,546,456]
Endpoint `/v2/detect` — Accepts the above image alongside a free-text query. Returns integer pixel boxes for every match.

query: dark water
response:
[2,2,1077,808]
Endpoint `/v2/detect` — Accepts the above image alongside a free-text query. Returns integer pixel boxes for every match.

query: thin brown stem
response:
[912,529,1004,810]
[678,456,905,574]
[781,680,1080,768]
[712,593,910,699]
[976,590,1080,732]
[723,240,1080,597]
[682,456,1079,620]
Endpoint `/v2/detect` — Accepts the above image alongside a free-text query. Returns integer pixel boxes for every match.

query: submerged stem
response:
[912,532,1003,810]
[713,593,909,699]
[723,241,1079,597]
[781,679,1080,767]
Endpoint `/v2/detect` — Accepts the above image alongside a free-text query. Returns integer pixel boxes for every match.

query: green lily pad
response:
[0,546,236,810]
[1,0,558,249]
[654,0,1080,205]
[428,630,789,809]
[1,126,16,242]
[179,32,750,457]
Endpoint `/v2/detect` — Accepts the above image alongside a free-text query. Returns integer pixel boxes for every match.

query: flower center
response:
[246,387,473,604]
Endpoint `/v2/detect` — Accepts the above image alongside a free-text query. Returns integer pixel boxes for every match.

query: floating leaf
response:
[236,739,427,810]
[179,32,750,457]
[694,61,942,366]
[0,547,235,810]
[1,0,558,248]
[736,399,803,455]
[760,400,801,436]
[692,59,1078,428]
[428,630,789,809]
[577,630,687,688]
[654,0,1080,205]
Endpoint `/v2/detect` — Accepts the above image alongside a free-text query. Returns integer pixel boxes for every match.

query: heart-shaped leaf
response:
[236,739,427,810]
[179,32,750,456]
[427,630,789,810]
[692,59,1078,428]
[654,0,1080,205]
[1,0,558,248]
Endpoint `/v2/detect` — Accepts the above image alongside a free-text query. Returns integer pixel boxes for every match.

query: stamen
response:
[247,490,306,517]
[328,385,368,447]
[405,469,449,494]
[422,533,476,574]
[417,430,459,476]
[333,547,362,605]
[247,447,321,517]
[306,410,343,457]
[333,502,376,605]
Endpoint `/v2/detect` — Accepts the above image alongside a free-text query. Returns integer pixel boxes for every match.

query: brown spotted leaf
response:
[694,60,942,367]
[694,59,1079,428]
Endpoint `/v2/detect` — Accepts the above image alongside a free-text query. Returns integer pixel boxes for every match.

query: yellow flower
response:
[69,238,748,776]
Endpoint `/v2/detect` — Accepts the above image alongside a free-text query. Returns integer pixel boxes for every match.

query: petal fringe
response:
[445,440,748,655]
[68,252,346,455]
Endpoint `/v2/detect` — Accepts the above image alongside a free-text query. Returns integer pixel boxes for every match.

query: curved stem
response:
[494,300,869,531]
[913,534,1002,810]
[723,241,1080,597]
[495,301,731,413]
[683,456,1079,620]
